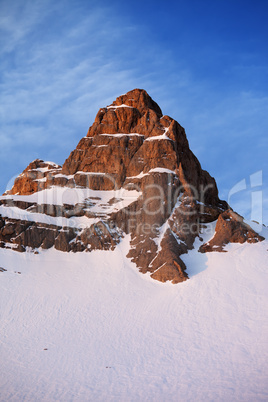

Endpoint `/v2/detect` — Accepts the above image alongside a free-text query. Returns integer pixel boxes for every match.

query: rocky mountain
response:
[0,89,264,283]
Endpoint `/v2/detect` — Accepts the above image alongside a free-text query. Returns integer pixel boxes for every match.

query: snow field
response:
[0,226,267,401]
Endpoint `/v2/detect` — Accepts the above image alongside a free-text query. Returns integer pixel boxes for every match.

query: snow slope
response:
[0,224,267,401]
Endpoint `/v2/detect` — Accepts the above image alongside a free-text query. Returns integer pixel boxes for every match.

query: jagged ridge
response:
[0,89,264,283]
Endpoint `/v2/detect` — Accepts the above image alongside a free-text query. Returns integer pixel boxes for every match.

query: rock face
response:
[9,160,61,195]
[199,210,264,253]
[1,89,264,283]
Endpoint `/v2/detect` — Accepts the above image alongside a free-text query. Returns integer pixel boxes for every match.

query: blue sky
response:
[1,0,267,224]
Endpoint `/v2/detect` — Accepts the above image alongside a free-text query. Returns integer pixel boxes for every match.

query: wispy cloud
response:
[0,1,169,191]
[0,4,175,156]
[0,1,267,223]
[0,0,53,53]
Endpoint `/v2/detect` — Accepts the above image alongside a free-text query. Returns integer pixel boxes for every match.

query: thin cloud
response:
[0,0,53,53]
[0,1,267,224]
[0,2,169,187]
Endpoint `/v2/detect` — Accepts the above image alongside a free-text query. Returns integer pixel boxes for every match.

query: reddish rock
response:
[1,89,264,284]
[199,210,265,253]
[60,89,222,209]
[6,159,61,195]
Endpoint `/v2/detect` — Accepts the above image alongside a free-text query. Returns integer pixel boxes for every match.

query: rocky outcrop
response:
[0,89,264,283]
[199,210,265,253]
[6,159,62,195]
[0,215,121,253]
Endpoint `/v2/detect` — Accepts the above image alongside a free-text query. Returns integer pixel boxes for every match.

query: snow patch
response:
[0,187,142,224]
[145,127,172,142]
[107,104,134,109]
[99,133,144,138]
[127,167,176,179]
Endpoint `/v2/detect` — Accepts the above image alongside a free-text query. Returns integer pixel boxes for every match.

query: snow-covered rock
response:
[0,89,264,283]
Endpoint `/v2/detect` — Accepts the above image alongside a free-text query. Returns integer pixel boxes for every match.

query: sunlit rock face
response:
[1,89,264,283]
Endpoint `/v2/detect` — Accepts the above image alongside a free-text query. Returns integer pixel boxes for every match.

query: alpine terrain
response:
[0,89,267,401]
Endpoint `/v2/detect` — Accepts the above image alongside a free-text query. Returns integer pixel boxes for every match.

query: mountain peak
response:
[86,88,164,138]
[109,88,163,118]
[0,89,264,284]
